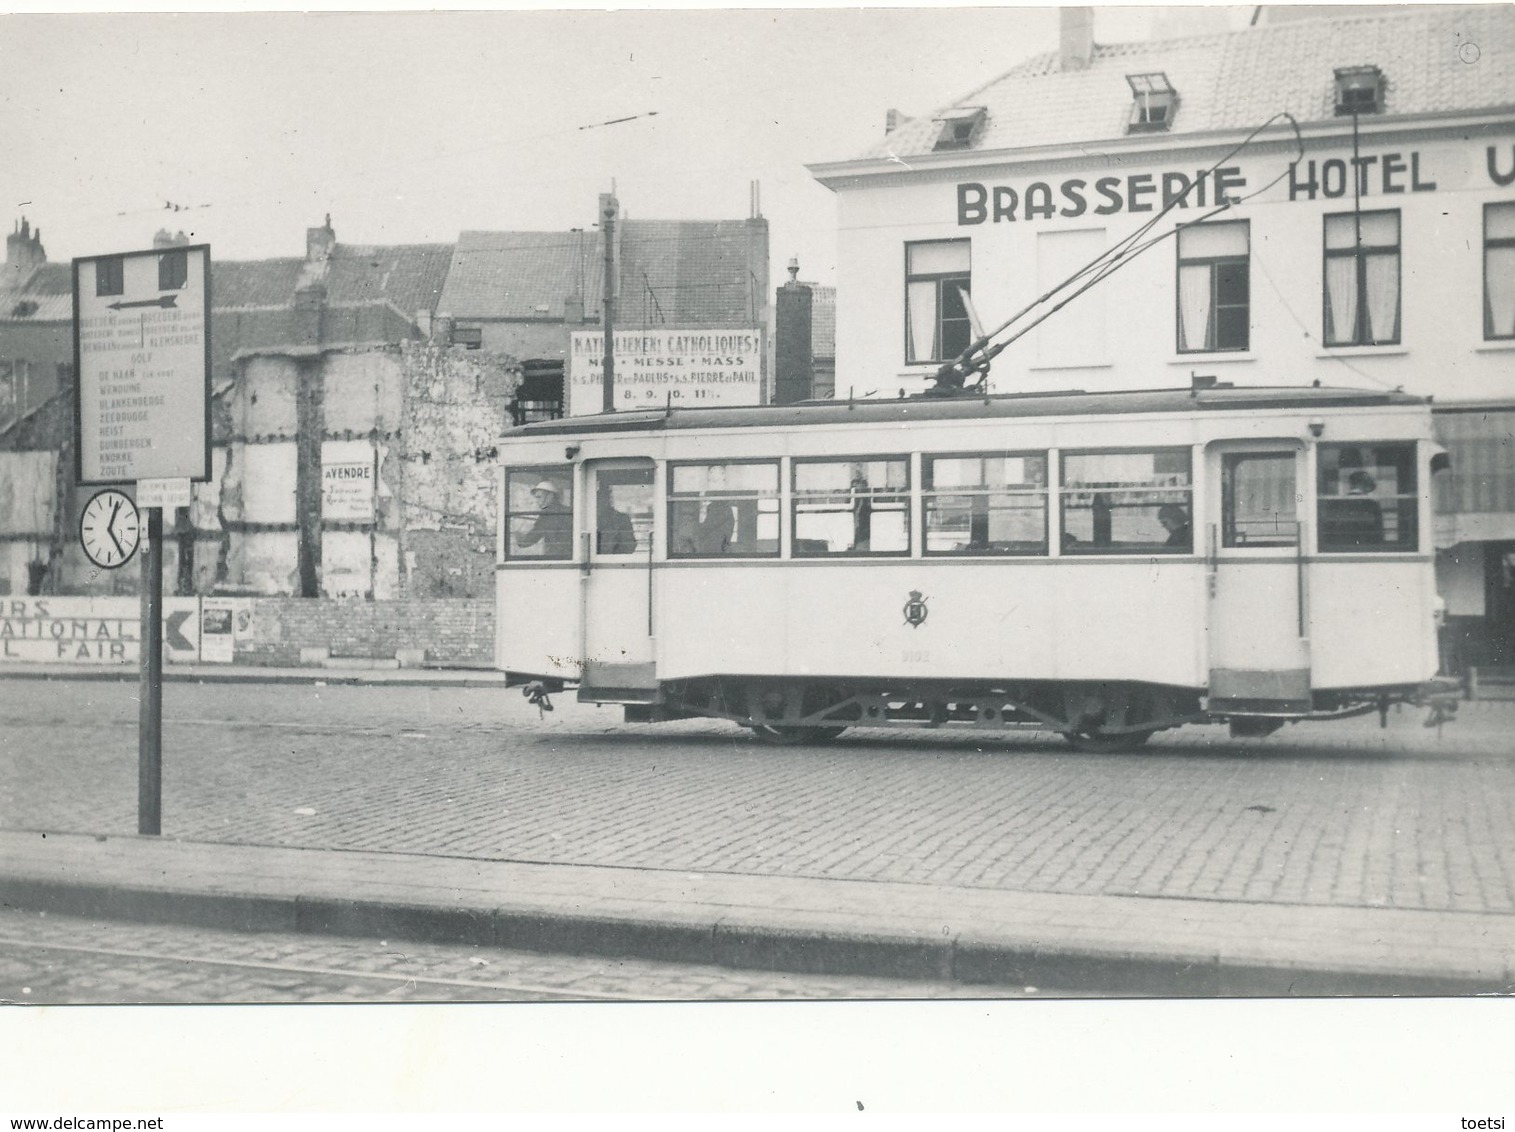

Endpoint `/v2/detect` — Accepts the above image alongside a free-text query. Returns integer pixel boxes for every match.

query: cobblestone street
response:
[2,678,1512,916]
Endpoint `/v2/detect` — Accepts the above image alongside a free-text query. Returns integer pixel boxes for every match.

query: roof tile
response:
[864,5,1515,159]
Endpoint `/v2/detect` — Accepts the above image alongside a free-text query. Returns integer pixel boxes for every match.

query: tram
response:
[494,383,1456,749]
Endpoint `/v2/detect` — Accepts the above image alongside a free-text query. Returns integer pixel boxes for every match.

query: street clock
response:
[79,488,141,569]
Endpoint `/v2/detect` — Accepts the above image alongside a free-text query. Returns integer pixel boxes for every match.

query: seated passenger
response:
[1158,503,1191,550]
[676,501,735,555]
[1321,471,1383,548]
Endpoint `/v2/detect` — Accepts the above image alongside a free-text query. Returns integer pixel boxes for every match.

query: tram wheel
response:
[1061,728,1155,754]
[748,724,848,746]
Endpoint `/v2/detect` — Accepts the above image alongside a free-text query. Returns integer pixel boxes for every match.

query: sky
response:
[0,6,1255,284]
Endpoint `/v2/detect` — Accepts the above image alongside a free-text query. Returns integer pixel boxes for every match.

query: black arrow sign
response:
[165,610,194,652]
[108,294,179,311]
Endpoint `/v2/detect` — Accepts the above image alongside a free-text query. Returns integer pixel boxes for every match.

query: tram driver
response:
[514,480,573,558]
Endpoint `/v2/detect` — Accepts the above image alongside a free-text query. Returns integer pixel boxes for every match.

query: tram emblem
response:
[903,590,929,628]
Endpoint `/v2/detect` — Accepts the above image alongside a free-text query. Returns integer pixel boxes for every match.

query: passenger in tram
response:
[850,468,873,551]
[675,500,735,555]
[1158,503,1191,550]
[1322,470,1384,548]
[597,493,637,555]
[515,480,573,557]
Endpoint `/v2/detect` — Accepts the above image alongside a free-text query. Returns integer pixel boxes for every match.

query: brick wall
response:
[238,596,494,668]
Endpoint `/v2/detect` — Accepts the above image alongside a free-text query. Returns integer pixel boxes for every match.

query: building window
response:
[932,107,985,151]
[1334,65,1384,116]
[158,250,188,291]
[905,240,971,365]
[1222,452,1298,548]
[924,453,1047,556]
[1485,202,1515,341]
[505,466,573,560]
[453,326,483,350]
[1317,443,1417,552]
[668,461,779,558]
[1127,73,1177,133]
[1323,210,1400,347]
[1177,221,1249,352]
[792,458,909,556]
[95,257,124,298]
[1061,450,1193,554]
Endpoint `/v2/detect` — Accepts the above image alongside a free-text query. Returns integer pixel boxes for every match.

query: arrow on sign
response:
[108,294,179,311]
[165,610,195,652]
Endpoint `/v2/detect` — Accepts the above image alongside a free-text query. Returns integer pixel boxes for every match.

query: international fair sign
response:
[567,328,762,416]
[73,245,211,485]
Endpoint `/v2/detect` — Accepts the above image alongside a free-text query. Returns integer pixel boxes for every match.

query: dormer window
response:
[1127,73,1177,133]
[932,107,986,151]
[1335,65,1384,115]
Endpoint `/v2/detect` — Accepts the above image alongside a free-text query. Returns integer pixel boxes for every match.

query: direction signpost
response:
[73,245,211,836]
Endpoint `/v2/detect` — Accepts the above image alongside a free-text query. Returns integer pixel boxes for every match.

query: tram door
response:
[580,459,656,695]
[1205,444,1312,711]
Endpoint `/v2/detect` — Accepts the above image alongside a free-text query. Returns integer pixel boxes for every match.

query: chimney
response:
[1059,6,1094,71]
[6,217,46,274]
[152,228,190,249]
[774,257,814,406]
[306,213,336,263]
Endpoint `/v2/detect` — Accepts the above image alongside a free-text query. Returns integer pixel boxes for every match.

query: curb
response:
[0,872,1495,999]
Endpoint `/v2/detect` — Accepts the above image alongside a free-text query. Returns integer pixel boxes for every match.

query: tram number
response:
[902,649,930,664]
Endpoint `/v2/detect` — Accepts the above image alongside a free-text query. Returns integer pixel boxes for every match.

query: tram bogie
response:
[496,385,1456,746]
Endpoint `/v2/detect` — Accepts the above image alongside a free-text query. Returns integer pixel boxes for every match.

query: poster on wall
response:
[322,440,376,521]
[567,328,762,416]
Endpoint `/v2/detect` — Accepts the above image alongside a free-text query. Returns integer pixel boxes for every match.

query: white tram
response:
[495,384,1455,749]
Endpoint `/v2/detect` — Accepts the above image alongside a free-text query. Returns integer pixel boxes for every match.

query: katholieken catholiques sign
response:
[567,328,762,416]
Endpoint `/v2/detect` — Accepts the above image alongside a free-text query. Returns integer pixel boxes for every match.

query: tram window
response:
[924,453,1047,556]
[504,466,573,560]
[1222,452,1299,548]
[1061,450,1193,554]
[668,461,780,558]
[793,458,909,556]
[1317,443,1417,552]
[595,469,653,556]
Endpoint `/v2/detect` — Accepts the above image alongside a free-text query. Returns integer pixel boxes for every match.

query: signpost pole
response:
[138,505,163,836]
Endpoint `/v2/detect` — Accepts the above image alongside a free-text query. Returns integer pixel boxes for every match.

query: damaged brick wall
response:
[398,341,520,598]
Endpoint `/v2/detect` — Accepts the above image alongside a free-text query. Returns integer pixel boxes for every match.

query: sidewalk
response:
[2,827,1510,997]
[0,661,507,687]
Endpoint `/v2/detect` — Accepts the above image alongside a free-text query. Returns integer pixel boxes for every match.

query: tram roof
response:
[507,385,1428,437]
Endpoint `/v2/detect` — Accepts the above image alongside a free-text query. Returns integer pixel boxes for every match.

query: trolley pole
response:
[601,192,618,413]
[138,505,163,835]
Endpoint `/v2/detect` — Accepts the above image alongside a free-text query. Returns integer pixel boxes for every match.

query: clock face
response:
[79,489,141,570]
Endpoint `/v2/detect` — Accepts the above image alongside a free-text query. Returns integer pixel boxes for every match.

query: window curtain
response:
[906,280,938,362]
[1364,254,1399,343]
[1324,256,1358,344]
[1177,264,1212,351]
[1487,244,1515,338]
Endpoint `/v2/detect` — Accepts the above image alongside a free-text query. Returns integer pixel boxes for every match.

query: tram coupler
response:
[522,681,555,715]
[1417,677,1462,730]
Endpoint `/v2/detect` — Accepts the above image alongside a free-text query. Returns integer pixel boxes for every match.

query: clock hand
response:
[107,500,125,556]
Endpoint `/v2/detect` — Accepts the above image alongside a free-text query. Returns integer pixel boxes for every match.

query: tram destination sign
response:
[73,245,211,485]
